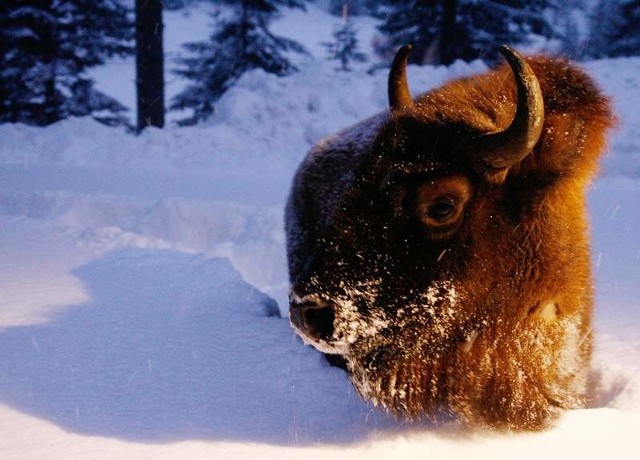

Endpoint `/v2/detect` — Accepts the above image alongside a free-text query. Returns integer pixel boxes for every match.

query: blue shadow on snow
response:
[0,248,419,444]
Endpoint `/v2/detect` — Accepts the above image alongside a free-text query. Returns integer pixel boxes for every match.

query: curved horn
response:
[388,44,413,110]
[478,46,544,170]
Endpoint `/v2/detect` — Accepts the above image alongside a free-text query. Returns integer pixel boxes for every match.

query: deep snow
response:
[1,3,639,459]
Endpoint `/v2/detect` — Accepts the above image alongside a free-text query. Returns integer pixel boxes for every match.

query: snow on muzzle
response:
[289,290,389,355]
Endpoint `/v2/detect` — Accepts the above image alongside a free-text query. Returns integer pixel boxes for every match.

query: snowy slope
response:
[1,3,639,459]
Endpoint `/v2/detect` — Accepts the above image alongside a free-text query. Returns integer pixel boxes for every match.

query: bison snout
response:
[289,296,336,342]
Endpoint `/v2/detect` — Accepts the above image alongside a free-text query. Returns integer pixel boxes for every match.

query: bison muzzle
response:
[285,45,613,430]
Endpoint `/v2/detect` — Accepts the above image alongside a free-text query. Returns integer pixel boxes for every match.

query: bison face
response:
[287,45,612,428]
[288,119,488,412]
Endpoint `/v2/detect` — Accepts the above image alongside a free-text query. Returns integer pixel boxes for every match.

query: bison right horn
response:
[388,44,414,111]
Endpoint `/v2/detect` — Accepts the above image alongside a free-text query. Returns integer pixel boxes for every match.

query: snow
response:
[1,3,640,459]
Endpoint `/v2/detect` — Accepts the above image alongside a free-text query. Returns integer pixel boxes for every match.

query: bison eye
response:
[427,199,456,220]
[420,196,462,227]
[406,174,472,235]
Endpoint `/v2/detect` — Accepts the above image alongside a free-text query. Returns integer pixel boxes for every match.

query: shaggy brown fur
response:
[286,50,613,431]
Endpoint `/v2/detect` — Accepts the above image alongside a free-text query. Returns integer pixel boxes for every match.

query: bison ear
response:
[476,46,545,184]
[388,45,414,111]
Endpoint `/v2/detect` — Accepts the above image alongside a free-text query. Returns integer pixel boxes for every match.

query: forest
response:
[2,0,639,130]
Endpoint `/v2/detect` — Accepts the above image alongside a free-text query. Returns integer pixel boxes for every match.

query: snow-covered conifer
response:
[376,0,441,64]
[327,0,380,16]
[0,0,133,126]
[323,5,367,71]
[377,0,546,65]
[171,0,307,125]
[587,0,640,58]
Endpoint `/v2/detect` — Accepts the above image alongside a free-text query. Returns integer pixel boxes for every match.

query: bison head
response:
[286,45,613,430]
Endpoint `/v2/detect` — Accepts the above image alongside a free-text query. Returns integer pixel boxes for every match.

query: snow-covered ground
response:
[1,3,639,459]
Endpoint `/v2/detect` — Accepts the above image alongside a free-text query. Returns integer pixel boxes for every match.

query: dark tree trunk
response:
[440,0,458,65]
[42,0,60,124]
[43,75,58,124]
[136,0,164,132]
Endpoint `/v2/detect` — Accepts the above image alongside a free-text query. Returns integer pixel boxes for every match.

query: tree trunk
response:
[42,0,59,124]
[440,0,458,65]
[136,0,164,132]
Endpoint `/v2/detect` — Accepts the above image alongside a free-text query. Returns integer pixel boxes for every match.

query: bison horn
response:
[388,44,414,110]
[477,46,544,170]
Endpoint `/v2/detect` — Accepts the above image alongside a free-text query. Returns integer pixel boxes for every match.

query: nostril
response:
[290,299,336,341]
[301,304,335,340]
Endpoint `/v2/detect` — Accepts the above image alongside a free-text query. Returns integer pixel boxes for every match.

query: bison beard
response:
[285,45,613,430]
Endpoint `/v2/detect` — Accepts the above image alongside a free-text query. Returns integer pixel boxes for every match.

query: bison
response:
[285,45,613,430]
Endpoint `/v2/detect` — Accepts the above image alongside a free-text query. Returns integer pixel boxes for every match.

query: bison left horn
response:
[388,44,414,110]
[477,46,545,171]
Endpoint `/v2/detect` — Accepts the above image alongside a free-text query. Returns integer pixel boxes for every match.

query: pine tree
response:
[376,0,441,65]
[453,0,548,64]
[163,0,195,9]
[611,0,640,56]
[377,0,546,65]
[542,0,593,59]
[323,6,367,71]
[171,0,306,125]
[327,0,381,16]
[596,0,640,58]
[0,0,134,126]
